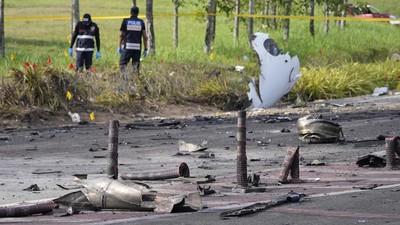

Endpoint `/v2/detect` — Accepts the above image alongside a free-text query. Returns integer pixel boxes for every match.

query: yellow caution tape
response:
[5,14,399,23]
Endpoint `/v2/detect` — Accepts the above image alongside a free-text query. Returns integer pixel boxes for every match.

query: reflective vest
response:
[72,22,100,52]
[120,16,145,50]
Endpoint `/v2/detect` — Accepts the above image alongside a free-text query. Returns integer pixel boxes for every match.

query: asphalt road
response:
[0,94,400,224]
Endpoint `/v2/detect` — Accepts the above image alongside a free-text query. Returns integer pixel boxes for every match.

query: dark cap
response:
[131,7,139,15]
[82,13,91,22]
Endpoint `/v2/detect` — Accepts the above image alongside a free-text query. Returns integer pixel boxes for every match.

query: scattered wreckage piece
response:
[179,175,216,184]
[278,147,300,183]
[356,137,400,168]
[54,178,203,214]
[178,139,209,152]
[0,201,58,217]
[219,192,303,218]
[120,163,190,180]
[125,120,183,129]
[372,87,389,97]
[296,115,345,143]
[385,136,399,169]
[356,151,387,167]
[247,32,301,108]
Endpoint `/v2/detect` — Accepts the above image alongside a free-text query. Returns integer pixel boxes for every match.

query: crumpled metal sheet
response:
[55,178,203,214]
[297,115,344,143]
[248,33,301,108]
[356,150,387,167]
[178,139,209,152]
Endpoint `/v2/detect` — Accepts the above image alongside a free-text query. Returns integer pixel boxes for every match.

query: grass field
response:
[2,0,400,111]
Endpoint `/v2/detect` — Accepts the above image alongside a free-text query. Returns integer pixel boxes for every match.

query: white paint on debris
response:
[247,33,301,108]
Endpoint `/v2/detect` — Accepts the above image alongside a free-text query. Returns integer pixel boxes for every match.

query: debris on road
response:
[55,178,203,214]
[356,136,400,168]
[219,191,304,218]
[247,33,301,108]
[306,159,326,166]
[297,115,344,143]
[385,136,399,169]
[178,139,209,152]
[278,147,300,183]
[23,184,40,191]
[0,201,58,217]
[125,120,183,129]
[180,175,216,184]
[120,162,190,180]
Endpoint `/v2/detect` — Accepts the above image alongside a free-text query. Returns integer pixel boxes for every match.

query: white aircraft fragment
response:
[247,33,301,108]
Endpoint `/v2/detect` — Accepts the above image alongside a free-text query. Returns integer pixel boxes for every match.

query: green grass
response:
[2,0,400,111]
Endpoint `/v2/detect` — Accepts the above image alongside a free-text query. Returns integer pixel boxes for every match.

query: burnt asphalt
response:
[0,94,400,224]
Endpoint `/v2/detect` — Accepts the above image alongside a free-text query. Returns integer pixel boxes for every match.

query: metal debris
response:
[120,163,190,180]
[247,33,301,108]
[306,159,326,166]
[55,178,203,214]
[297,115,344,143]
[125,120,182,129]
[372,87,389,96]
[0,201,58,217]
[178,139,209,152]
[247,173,260,187]
[219,192,304,218]
[385,136,399,169]
[356,151,387,167]
[278,147,300,183]
[23,184,40,191]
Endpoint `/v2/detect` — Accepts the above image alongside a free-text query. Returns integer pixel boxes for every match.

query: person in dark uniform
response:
[118,6,148,75]
[69,13,101,73]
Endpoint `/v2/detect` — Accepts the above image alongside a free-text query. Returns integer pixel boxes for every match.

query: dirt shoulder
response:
[1,93,400,129]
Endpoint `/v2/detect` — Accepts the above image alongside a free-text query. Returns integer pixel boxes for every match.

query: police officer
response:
[118,6,148,75]
[69,13,101,73]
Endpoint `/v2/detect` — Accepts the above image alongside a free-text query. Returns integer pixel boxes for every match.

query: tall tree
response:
[283,0,292,40]
[71,0,80,38]
[132,0,137,7]
[0,0,4,58]
[173,0,180,48]
[233,0,240,44]
[204,0,216,54]
[269,0,277,30]
[323,0,329,34]
[339,0,347,29]
[248,0,255,43]
[309,0,315,37]
[146,0,155,55]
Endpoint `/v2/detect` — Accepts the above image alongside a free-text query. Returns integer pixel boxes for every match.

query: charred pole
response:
[236,110,247,187]
[107,120,119,179]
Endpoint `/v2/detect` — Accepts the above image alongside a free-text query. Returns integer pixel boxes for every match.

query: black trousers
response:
[119,49,141,73]
[76,51,94,70]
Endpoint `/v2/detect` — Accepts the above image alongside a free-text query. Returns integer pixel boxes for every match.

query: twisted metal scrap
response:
[0,201,58,217]
[220,192,303,218]
[55,178,203,214]
[297,115,345,143]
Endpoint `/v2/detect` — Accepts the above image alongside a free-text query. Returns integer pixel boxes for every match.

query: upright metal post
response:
[278,147,298,183]
[290,147,300,182]
[107,120,119,179]
[385,136,397,169]
[236,110,247,187]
